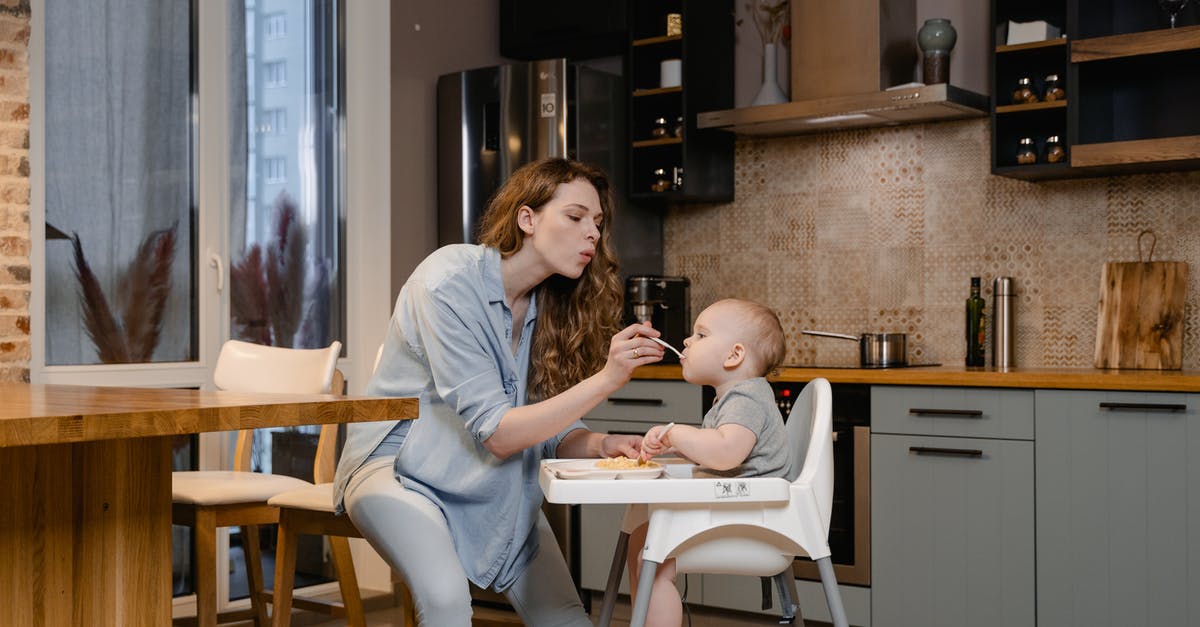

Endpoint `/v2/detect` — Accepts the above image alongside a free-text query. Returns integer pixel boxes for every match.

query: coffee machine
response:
[625,275,691,364]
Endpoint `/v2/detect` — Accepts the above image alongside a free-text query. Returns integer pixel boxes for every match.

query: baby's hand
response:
[639,424,672,461]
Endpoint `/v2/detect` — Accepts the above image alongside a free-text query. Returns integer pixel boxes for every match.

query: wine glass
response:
[1159,0,1190,28]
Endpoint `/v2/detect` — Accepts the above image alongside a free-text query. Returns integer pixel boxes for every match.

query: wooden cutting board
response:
[1094,260,1188,369]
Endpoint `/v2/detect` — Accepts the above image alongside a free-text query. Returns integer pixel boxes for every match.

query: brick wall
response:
[0,0,29,382]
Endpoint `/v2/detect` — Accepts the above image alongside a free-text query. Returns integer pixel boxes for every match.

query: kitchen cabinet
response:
[627,0,733,202]
[871,386,1035,627]
[991,0,1200,180]
[1035,390,1200,627]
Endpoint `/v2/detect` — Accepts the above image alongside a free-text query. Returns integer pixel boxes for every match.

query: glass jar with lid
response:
[1043,74,1065,101]
[1045,135,1066,163]
[650,168,671,192]
[672,115,684,138]
[1016,137,1037,165]
[1012,77,1038,104]
[650,117,669,139]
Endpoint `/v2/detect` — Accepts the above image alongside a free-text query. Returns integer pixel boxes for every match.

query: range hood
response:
[699,0,988,137]
[697,82,987,136]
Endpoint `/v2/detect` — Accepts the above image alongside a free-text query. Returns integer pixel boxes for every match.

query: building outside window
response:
[264,60,286,87]
[261,108,286,134]
[264,12,286,38]
[264,157,287,183]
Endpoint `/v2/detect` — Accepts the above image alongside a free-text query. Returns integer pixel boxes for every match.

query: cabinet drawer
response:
[585,380,702,425]
[872,386,1033,440]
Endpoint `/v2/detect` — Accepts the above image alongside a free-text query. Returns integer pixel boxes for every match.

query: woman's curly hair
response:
[476,158,623,402]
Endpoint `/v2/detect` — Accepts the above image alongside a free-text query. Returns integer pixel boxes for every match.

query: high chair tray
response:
[539,459,791,505]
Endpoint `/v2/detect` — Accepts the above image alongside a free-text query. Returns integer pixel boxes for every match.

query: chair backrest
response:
[784,377,834,533]
[213,339,342,472]
[313,343,385,483]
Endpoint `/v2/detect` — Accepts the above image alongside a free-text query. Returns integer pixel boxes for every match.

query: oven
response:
[702,381,872,586]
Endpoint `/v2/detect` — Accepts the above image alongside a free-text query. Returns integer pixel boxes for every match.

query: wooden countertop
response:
[0,382,417,447]
[632,365,1200,392]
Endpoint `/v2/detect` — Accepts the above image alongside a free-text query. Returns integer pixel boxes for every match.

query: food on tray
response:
[596,456,661,470]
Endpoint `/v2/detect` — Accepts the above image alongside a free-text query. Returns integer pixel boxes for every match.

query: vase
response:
[752,42,787,106]
[917,18,957,85]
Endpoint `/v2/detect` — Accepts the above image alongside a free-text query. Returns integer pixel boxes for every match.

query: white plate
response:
[548,459,665,480]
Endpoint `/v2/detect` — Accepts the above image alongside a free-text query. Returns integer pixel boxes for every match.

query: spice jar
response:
[672,115,684,138]
[651,168,671,192]
[1045,135,1066,163]
[1012,77,1038,104]
[1016,137,1037,165]
[650,117,668,139]
[1043,74,1065,101]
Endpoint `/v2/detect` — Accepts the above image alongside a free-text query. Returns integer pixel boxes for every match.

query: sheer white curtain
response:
[43,0,194,365]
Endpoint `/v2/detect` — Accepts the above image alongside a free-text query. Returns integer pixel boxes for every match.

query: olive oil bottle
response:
[966,277,986,367]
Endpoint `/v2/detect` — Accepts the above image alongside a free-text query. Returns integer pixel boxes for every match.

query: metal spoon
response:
[647,336,683,359]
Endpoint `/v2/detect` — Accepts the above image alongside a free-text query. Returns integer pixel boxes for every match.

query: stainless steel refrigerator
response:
[437,58,661,278]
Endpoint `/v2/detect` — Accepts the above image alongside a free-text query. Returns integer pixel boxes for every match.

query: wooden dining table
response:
[0,382,416,627]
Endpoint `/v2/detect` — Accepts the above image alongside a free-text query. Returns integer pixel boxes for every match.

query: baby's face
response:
[680,302,743,385]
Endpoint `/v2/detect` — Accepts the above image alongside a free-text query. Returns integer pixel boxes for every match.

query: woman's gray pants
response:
[343,459,592,627]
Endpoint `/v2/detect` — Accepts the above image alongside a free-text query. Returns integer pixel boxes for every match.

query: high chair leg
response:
[817,557,848,627]
[772,571,805,625]
[629,558,659,627]
[597,531,630,627]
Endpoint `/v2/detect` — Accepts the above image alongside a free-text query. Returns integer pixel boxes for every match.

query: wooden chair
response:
[172,340,341,627]
[269,345,417,627]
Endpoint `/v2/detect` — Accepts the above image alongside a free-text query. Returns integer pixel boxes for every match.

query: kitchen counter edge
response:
[633,365,1200,393]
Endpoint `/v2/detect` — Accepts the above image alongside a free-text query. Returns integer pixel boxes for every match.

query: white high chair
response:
[601,377,848,627]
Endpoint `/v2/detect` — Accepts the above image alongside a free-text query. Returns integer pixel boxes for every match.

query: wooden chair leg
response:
[329,535,366,627]
[398,579,417,627]
[240,524,270,627]
[271,514,299,627]
[195,509,219,627]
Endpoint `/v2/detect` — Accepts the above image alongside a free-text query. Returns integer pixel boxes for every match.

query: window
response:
[264,157,286,183]
[264,60,286,87]
[264,12,286,39]
[261,108,286,134]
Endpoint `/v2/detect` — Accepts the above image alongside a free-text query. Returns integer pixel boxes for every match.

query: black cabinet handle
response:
[908,408,984,418]
[608,397,664,407]
[909,446,984,458]
[1098,402,1186,412]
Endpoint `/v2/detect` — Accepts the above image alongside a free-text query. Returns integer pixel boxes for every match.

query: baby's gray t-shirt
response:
[701,377,794,478]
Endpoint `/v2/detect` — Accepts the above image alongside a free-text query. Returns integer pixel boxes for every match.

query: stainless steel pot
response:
[802,330,908,367]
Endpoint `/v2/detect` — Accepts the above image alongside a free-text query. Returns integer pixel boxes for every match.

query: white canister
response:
[660,58,682,88]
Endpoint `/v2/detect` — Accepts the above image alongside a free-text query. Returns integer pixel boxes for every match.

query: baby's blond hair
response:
[714,298,786,376]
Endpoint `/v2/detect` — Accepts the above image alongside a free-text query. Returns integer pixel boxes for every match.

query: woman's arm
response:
[645,423,756,471]
[555,429,642,459]
[482,321,664,459]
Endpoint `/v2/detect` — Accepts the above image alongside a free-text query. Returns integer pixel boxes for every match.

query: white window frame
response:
[28,0,394,604]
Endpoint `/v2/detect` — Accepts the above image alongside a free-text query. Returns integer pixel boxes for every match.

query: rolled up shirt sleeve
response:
[401,279,514,443]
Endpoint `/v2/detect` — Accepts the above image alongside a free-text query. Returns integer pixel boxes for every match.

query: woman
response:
[332,158,666,625]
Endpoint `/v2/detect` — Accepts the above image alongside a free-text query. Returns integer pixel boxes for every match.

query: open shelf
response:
[633,34,682,47]
[992,162,1075,181]
[1072,135,1200,167]
[1072,24,1200,62]
[633,86,683,98]
[996,38,1067,54]
[996,100,1067,114]
[632,137,682,148]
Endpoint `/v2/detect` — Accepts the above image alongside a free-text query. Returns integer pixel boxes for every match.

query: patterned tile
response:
[664,119,1200,370]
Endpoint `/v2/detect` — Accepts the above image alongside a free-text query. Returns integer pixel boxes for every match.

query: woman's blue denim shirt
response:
[332,244,585,591]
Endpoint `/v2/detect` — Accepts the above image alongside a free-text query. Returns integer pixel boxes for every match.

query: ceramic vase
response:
[917,18,957,85]
[752,42,787,106]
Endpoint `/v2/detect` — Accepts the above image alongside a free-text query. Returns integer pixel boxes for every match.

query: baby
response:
[631,297,794,627]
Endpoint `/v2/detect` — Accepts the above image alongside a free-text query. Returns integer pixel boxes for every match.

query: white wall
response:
[389,1,506,301]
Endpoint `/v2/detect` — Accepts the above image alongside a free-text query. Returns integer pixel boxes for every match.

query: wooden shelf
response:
[996,38,1068,53]
[992,162,1075,181]
[996,100,1068,114]
[1071,135,1200,167]
[632,137,682,148]
[633,34,682,47]
[633,86,683,98]
[1072,24,1200,62]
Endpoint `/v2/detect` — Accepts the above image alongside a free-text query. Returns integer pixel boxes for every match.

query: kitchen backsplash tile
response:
[663,118,1200,369]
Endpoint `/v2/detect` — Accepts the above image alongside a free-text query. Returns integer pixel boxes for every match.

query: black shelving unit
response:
[627,0,734,202]
[991,0,1200,180]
